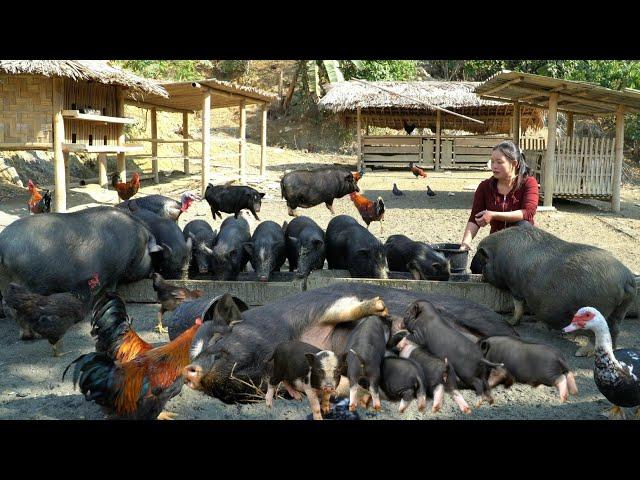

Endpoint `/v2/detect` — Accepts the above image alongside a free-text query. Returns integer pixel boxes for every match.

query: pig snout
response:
[183,364,203,390]
[259,275,269,282]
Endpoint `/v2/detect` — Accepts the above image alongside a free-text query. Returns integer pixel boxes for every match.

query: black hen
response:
[392,183,404,196]
[427,186,436,197]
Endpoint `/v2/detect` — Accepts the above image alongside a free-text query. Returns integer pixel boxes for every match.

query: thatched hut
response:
[318,80,544,169]
[0,60,168,212]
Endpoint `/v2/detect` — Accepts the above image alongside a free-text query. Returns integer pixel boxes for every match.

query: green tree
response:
[341,60,418,81]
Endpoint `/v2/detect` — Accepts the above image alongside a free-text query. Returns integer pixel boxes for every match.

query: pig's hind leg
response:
[283,380,302,400]
[303,385,323,420]
[318,296,389,325]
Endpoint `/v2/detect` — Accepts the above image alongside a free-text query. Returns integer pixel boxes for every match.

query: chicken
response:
[392,183,404,196]
[151,272,204,334]
[64,293,202,420]
[118,192,199,222]
[409,162,427,179]
[349,191,386,233]
[27,180,52,214]
[111,172,141,201]
[427,185,436,197]
[403,121,416,135]
[3,273,101,356]
[351,165,366,183]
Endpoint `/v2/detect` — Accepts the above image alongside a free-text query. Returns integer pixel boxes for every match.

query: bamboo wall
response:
[0,74,53,143]
[63,80,120,146]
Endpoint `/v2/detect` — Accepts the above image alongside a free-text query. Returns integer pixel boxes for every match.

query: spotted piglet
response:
[265,340,341,420]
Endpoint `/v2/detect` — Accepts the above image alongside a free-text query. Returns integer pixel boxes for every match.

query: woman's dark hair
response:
[492,140,531,190]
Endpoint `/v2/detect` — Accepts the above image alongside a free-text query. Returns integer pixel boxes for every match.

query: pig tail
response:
[493,140,531,190]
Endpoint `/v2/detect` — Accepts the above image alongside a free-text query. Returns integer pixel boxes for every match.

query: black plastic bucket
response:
[166,294,250,341]
[430,243,469,274]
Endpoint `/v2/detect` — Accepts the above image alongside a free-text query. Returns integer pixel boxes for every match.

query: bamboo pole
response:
[239,99,247,183]
[260,104,267,177]
[183,111,190,175]
[151,107,159,184]
[612,104,624,212]
[566,112,574,138]
[543,93,559,207]
[63,151,70,193]
[201,91,211,196]
[356,106,362,170]
[98,153,108,188]
[52,77,66,212]
[512,101,520,147]
[435,110,441,171]
[116,87,126,182]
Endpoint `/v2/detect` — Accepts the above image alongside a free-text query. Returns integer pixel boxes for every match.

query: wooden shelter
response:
[318,80,544,169]
[475,70,640,212]
[0,60,168,212]
[125,79,277,195]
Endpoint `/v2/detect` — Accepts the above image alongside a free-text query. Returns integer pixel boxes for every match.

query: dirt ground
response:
[1,155,640,420]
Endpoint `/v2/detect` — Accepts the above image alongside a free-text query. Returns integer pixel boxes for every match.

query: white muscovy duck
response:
[563,306,640,420]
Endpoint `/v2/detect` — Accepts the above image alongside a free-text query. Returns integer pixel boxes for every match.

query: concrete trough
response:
[117,270,640,318]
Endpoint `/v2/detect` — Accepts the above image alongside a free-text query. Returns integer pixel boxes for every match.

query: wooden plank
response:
[183,111,190,175]
[453,146,495,155]
[52,77,66,213]
[0,142,53,150]
[364,154,420,164]
[116,87,126,184]
[151,107,159,184]
[61,110,136,124]
[363,136,422,146]
[612,105,624,212]
[356,106,362,170]
[239,99,247,183]
[63,151,70,193]
[260,105,267,176]
[362,146,422,154]
[128,138,204,143]
[435,110,441,171]
[125,100,194,114]
[62,143,143,153]
[422,139,434,165]
[513,101,520,146]
[454,137,506,147]
[441,140,453,167]
[543,93,559,207]
[201,91,211,196]
[453,154,494,163]
[580,135,587,195]
[98,153,108,188]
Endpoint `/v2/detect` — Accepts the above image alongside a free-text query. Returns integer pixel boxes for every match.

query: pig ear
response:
[148,236,164,253]
[203,244,214,256]
[243,242,254,257]
[288,236,299,245]
[305,353,316,367]
[356,248,369,256]
[281,221,288,232]
[406,301,422,319]
[161,242,174,257]
[344,174,353,181]
[480,340,490,357]
[211,293,244,327]
[259,192,265,198]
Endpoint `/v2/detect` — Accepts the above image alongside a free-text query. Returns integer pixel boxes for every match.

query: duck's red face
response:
[563,308,598,333]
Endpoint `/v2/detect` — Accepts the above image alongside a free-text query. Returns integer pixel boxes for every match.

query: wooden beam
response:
[543,93,559,207]
[201,91,211,196]
[151,107,159,184]
[566,112,574,138]
[239,99,247,183]
[124,100,194,114]
[612,105,624,212]
[63,151,70,193]
[356,106,362,169]
[98,153,108,188]
[513,101,521,147]
[183,112,190,175]
[116,87,127,183]
[435,110,441,171]
[260,104,267,177]
[52,77,66,213]
[509,86,618,112]
[480,77,524,96]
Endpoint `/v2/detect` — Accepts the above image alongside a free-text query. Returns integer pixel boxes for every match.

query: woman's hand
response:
[474,210,494,228]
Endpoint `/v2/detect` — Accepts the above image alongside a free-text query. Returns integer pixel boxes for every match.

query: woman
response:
[460,140,538,251]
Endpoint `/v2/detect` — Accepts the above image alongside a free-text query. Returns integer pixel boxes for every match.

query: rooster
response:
[63,292,202,420]
[151,272,204,334]
[111,172,141,201]
[349,192,386,233]
[409,162,427,179]
[3,273,101,356]
[351,165,367,183]
[27,180,52,214]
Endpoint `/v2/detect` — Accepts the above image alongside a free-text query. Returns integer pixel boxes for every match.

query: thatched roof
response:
[0,60,168,97]
[318,80,544,134]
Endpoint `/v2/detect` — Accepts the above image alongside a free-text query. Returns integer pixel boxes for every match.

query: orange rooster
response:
[349,191,386,233]
[112,172,141,201]
[27,179,51,214]
[64,292,201,420]
[351,165,366,183]
[409,162,427,179]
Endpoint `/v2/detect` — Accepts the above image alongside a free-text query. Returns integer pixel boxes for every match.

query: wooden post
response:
[201,91,211,196]
[151,107,159,184]
[260,103,267,177]
[52,77,66,212]
[98,153,108,188]
[239,99,247,183]
[567,112,574,138]
[612,105,625,212]
[513,101,521,148]
[116,87,126,182]
[434,110,441,171]
[63,151,70,193]
[182,112,190,175]
[543,93,559,207]
[356,106,362,169]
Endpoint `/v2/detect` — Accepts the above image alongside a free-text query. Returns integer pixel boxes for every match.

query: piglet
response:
[479,336,578,402]
[265,340,341,420]
[379,356,428,413]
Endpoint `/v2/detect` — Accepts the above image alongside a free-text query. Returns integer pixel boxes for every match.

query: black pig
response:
[210,216,250,280]
[205,183,265,221]
[385,234,450,280]
[183,220,216,275]
[284,216,326,278]
[244,221,286,282]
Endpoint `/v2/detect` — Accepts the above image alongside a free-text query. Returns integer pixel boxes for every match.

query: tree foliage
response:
[341,60,418,81]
